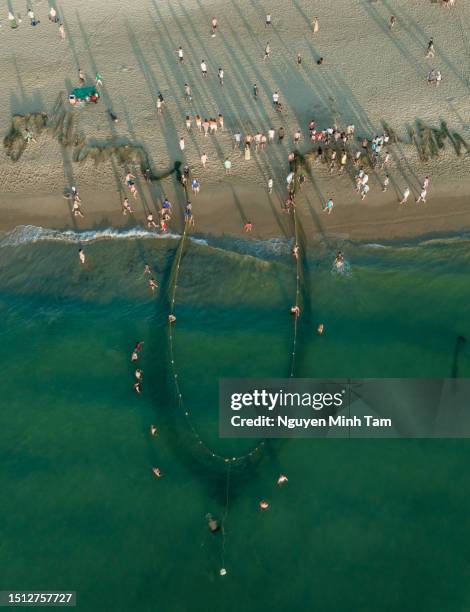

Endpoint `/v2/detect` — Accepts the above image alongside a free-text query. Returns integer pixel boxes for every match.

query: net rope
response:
[166,159,303,572]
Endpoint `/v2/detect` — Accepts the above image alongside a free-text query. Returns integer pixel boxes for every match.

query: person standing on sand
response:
[399,187,410,205]
[184,83,192,102]
[324,198,334,214]
[278,126,285,143]
[95,72,103,88]
[191,178,201,194]
[267,178,273,194]
[312,16,319,34]
[177,46,184,63]
[122,198,134,215]
[200,59,208,77]
[49,7,59,23]
[296,53,302,67]
[266,13,271,27]
[125,172,136,187]
[28,8,38,26]
[218,67,224,86]
[179,136,185,152]
[211,17,218,37]
[382,174,390,192]
[72,200,84,217]
[253,83,258,99]
[264,42,271,61]
[59,23,65,40]
[426,38,435,58]
[78,69,85,85]
[24,129,37,144]
[423,176,430,191]
[244,142,251,161]
[233,131,241,149]
[224,158,232,174]
[389,15,397,31]
[147,214,158,229]
[201,152,208,168]
[244,221,252,232]
[416,188,427,204]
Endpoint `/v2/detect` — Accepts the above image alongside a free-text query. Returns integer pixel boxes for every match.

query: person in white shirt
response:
[399,187,410,205]
[416,189,427,204]
[200,60,207,77]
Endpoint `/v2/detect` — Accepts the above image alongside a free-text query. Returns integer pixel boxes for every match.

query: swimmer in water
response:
[168,314,176,323]
[335,251,344,268]
[135,369,143,381]
[291,305,300,317]
[277,474,288,486]
[131,341,144,362]
[149,278,158,292]
[134,382,142,394]
[206,513,220,533]
[144,264,152,275]
[78,249,86,265]
[317,323,324,335]
[152,467,162,478]
[259,500,269,510]
[150,424,158,436]
[292,245,300,260]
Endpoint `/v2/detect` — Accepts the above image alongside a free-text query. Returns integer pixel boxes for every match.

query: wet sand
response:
[1,173,470,243]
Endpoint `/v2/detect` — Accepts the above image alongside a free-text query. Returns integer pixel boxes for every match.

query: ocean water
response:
[1,226,470,612]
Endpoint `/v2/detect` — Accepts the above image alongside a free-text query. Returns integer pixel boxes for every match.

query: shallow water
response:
[1,226,470,611]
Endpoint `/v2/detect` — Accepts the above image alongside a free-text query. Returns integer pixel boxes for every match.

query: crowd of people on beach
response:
[6,1,449,239]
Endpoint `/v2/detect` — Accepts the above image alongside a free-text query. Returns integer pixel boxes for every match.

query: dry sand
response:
[0,0,469,242]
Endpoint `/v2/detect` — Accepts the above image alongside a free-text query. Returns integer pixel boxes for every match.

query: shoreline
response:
[1,177,470,245]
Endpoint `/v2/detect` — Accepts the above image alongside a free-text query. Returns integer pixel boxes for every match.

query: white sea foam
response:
[0,225,210,248]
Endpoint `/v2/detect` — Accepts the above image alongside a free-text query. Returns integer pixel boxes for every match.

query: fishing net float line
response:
[289,155,303,379]
[166,187,266,465]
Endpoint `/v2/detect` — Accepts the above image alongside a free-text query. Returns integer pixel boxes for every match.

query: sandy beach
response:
[0,0,469,241]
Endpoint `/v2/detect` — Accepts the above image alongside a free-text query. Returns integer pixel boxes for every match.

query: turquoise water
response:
[1,226,470,611]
